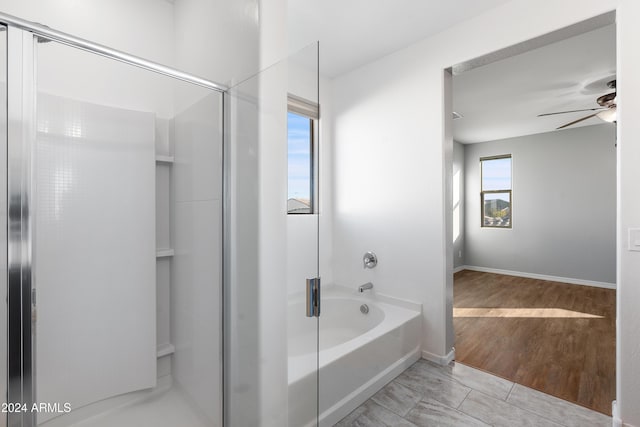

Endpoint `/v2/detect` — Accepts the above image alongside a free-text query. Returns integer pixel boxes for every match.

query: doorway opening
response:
[448,13,617,416]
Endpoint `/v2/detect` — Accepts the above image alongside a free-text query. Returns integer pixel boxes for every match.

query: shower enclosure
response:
[0,11,323,427]
[3,14,227,427]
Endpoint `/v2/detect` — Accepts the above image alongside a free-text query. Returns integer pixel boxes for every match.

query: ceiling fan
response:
[538,79,617,129]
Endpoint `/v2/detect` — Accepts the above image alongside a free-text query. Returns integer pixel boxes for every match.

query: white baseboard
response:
[422,347,455,366]
[458,265,616,290]
[453,265,465,274]
[612,400,622,427]
[612,400,639,427]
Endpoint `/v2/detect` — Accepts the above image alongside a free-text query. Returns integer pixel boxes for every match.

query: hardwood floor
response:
[453,270,616,415]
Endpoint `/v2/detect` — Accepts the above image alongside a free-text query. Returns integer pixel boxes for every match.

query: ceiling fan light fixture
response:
[596,107,617,123]
[547,79,617,129]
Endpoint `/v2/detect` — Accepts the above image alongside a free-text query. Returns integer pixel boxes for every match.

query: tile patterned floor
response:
[335,359,611,427]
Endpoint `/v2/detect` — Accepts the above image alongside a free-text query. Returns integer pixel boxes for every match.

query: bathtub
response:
[287,285,422,427]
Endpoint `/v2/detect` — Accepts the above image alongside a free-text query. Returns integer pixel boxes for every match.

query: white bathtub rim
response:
[288,283,422,313]
[288,298,421,384]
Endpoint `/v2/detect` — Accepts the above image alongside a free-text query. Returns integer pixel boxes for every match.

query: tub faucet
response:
[358,282,373,293]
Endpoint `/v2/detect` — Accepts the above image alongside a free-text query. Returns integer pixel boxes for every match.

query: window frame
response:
[480,154,512,229]
[287,94,319,215]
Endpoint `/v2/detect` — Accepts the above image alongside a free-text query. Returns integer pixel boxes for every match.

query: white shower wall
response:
[35,94,157,423]
[171,93,223,425]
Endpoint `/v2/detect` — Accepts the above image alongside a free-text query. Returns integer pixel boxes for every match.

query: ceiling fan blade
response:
[538,107,606,117]
[556,113,600,130]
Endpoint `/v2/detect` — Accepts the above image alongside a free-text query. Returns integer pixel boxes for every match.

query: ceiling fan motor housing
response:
[597,92,616,107]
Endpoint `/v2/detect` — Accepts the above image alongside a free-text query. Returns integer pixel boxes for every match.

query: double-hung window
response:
[480,155,512,228]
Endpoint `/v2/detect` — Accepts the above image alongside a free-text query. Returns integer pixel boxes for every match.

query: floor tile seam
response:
[418,362,477,391]
[409,396,492,427]
[399,367,469,396]
[409,363,565,422]
[455,388,472,410]
[393,377,427,397]
[451,377,513,401]
[499,371,613,418]
[398,416,419,427]
[507,382,614,419]
[452,403,493,427]
[414,386,468,412]
[460,388,567,427]
[365,399,418,426]
[370,390,421,419]
[417,391,469,411]
[449,361,516,399]
[409,366,479,407]
[505,381,516,401]
[504,390,584,427]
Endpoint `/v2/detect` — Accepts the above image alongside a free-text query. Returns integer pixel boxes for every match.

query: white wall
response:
[174,0,259,85]
[2,0,176,119]
[453,141,465,269]
[463,124,616,285]
[616,2,640,425]
[333,64,451,360]
[173,0,260,113]
[0,0,175,64]
[331,2,640,425]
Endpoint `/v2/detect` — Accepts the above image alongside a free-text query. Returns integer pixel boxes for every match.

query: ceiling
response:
[453,24,616,143]
[288,0,512,78]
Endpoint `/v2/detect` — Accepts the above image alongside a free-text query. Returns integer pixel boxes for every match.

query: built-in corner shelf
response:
[156,249,175,258]
[156,343,175,358]
[155,155,174,163]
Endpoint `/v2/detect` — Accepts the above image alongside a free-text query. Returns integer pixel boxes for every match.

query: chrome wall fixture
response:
[358,282,373,293]
[363,251,377,269]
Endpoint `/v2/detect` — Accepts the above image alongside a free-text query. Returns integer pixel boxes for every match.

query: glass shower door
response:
[224,42,321,426]
[287,42,321,427]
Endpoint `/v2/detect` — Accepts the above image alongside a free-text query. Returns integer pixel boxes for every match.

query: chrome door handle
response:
[306,277,321,317]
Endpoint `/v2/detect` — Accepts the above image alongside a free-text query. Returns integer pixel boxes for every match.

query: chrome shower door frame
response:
[6,25,36,427]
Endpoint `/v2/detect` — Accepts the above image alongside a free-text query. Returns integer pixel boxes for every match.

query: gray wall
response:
[464,124,616,284]
[453,141,466,268]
